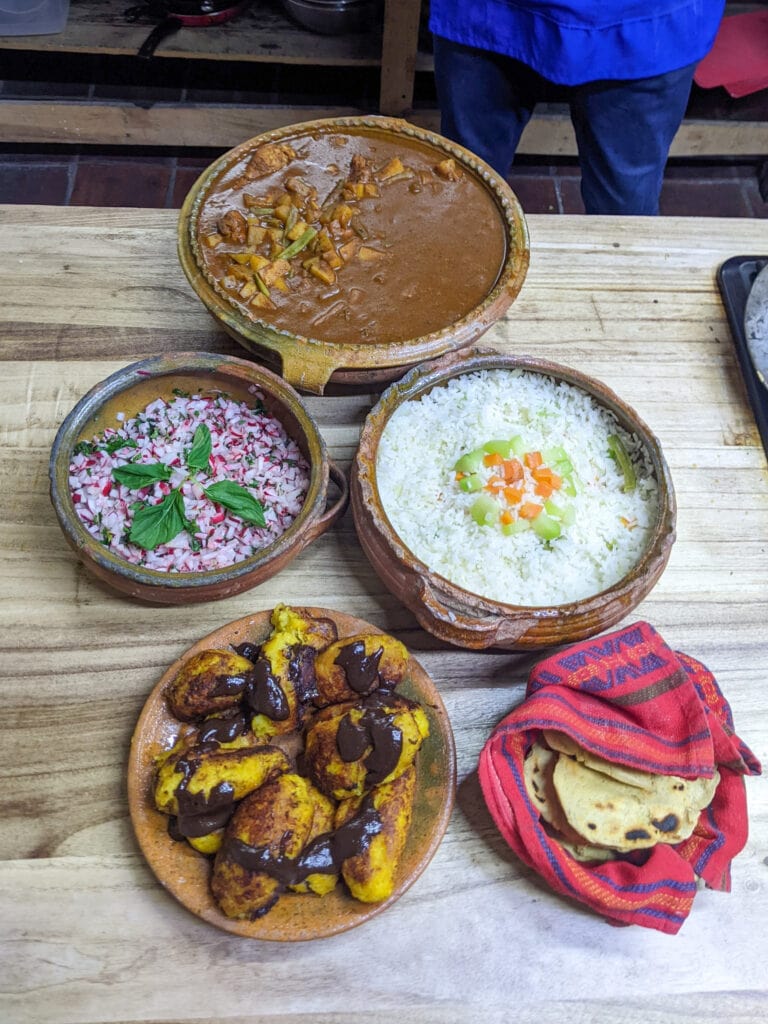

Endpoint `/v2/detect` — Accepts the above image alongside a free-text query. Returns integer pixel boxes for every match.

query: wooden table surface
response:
[1,206,767,1024]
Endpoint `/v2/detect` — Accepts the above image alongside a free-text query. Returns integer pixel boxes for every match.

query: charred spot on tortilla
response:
[651,814,679,833]
[625,829,652,841]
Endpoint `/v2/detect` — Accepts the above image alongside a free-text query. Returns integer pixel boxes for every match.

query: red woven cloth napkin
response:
[478,621,761,934]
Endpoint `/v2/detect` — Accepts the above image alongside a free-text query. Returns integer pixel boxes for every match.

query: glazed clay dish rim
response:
[49,352,333,593]
[180,115,530,371]
[355,348,677,621]
[127,607,457,941]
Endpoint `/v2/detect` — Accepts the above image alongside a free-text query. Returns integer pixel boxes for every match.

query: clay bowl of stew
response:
[49,352,348,605]
[178,115,530,395]
[350,348,677,651]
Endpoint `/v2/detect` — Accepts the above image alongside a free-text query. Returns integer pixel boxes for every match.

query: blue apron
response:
[429,0,725,85]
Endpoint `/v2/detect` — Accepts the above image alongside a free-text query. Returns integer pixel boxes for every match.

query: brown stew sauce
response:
[196,129,507,346]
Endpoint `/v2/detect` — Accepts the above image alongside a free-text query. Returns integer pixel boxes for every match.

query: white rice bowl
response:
[375,369,660,607]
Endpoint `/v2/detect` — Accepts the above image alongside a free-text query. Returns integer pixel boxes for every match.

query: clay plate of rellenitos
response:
[127,607,456,941]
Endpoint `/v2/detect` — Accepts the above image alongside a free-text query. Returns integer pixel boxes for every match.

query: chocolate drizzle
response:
[209,672,250,699]
[336,697,403,787]
[245,658,290,721]
[224,796,382,889]
[336,715,370,762]
[198,708,251,745]
[233,640,260,662]
[334,640,384,695]
[171,753,237,839]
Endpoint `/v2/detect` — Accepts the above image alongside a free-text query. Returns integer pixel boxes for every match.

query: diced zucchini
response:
[483,440,514,458]
[470,494,500,527]
[544,500,575,526]
[502,518,532,536]
[561,474,578,497]
[532,513,562,541]
[458,473,482,493]
[454,448,485,474]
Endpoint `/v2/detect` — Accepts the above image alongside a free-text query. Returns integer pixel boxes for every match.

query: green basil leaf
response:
[112,462,172,489]
[128,490,186,550]
[73,440,98,456]
[204,480,266,527]
[182,516,202,552]
[104,436,139,455]
[186,424,212,471]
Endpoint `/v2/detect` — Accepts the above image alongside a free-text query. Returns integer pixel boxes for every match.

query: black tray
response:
[716,255,768,457]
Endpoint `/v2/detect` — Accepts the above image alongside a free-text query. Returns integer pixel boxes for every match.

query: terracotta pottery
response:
[127,607,457,941]
[177,115,530,395]
[351,348,677,651]
[49,352,348,604]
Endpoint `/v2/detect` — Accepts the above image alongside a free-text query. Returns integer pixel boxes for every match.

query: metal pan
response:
[124,1,251,59]
[744,261,768,392]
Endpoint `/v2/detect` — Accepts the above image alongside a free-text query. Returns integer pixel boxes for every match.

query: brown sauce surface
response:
[195,129,508,346]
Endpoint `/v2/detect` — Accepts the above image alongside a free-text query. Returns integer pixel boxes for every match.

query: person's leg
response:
[433,35,539,178]
[570,63,696,214]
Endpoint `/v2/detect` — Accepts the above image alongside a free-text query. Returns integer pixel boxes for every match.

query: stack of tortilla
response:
[524,730,719,862]
[477,620,761,934]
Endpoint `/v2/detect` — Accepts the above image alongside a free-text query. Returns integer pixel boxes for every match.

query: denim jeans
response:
[433,35,697,215]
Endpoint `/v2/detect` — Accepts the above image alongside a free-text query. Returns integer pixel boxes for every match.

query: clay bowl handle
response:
[414,573,540,650]
[303,461,349,543]
[280,345,338,396]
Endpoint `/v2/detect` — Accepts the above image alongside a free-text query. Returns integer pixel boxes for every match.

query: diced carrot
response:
[524,451,543,470]
[503,486,523,504]
[500,510,514,526]
[484,475,505,491]
[531,466,563,490]
[534,481,554,499]
[455,472,465,481]
[483,452,504,467]
[519,501,543,519]
[503,458,523,482]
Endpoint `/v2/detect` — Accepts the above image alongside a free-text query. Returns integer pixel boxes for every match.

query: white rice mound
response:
[375,369,660,607]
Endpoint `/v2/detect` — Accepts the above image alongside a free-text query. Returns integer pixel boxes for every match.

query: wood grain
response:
[2,99,767,154]
[0,207,766,1023]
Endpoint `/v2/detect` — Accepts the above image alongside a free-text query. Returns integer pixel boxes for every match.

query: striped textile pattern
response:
[477,621,761,934]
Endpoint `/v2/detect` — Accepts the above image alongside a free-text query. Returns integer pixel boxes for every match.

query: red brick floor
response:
[0,148,764,216]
